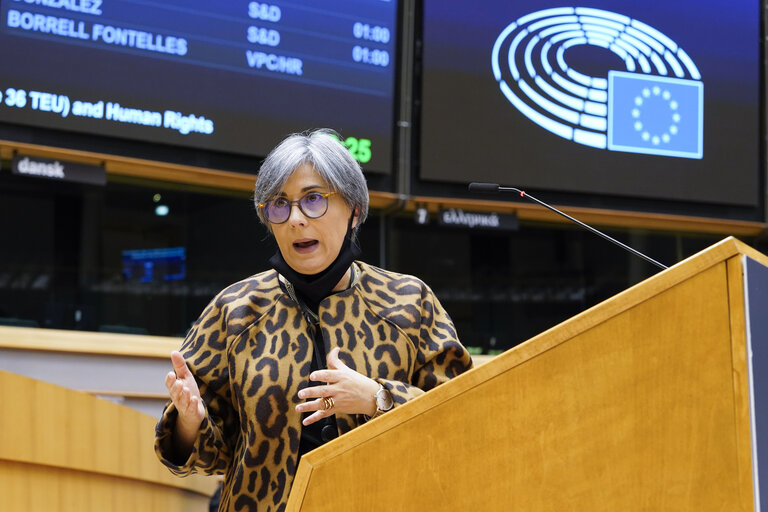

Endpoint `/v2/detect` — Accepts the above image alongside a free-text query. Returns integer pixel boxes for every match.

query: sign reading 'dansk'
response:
[12,155,106,185]
[439,208,519,231]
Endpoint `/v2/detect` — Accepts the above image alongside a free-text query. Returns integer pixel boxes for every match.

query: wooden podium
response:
[0,370,219,511]
[287,237,768,511]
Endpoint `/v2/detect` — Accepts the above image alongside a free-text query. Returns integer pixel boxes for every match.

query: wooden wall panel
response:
[0,461,207,512]
[1,139,763,235]
[0,370,218,511]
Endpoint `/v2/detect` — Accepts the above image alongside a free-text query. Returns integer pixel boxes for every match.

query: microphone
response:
[467,182,501,193]
[468,182,668,270]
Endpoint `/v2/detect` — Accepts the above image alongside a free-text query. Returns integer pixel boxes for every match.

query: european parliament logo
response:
[492,7,704,159]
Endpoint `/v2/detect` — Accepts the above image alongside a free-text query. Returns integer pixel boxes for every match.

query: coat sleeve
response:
[154,293,239,476]
[378,281,473,407]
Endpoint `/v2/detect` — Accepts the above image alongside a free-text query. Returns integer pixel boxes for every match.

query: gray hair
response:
[254,129,369,234]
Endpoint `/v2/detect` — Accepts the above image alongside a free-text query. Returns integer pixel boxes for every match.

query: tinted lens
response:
[299,193,328,218]
[265,200,290,223]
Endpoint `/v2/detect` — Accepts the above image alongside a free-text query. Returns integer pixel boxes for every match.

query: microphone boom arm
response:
[468,182,668,270]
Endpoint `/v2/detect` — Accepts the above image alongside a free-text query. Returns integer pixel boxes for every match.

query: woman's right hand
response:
[165,350,205,453]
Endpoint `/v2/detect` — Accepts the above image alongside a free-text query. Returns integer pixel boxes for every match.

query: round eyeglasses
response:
[258,191,337,224]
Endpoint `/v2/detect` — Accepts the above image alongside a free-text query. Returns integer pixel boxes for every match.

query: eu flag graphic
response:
[608,71,703,159]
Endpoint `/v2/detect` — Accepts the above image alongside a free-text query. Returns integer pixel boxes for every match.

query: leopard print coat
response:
[155,261,473,511]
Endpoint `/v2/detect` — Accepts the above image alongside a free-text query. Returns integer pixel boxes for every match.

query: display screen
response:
[0,0,398,173]
[122,246,186,283]
[420,1,761,207]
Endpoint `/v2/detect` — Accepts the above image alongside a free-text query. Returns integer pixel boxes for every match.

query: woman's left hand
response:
[296,347,380,425]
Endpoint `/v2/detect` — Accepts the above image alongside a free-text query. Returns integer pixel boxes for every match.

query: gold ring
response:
[323,397,335,410]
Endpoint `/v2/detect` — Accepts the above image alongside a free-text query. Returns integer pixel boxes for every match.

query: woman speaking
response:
[154,129,473,511]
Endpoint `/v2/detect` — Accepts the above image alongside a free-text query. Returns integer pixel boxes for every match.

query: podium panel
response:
[287,238,768,511]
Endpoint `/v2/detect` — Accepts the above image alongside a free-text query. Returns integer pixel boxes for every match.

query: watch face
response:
[376,388,394,411]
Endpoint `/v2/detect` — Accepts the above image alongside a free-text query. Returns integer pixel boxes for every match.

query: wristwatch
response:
[370,383,393,419]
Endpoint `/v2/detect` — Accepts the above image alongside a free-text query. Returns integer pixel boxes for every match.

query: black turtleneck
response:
[268,214,361,311]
